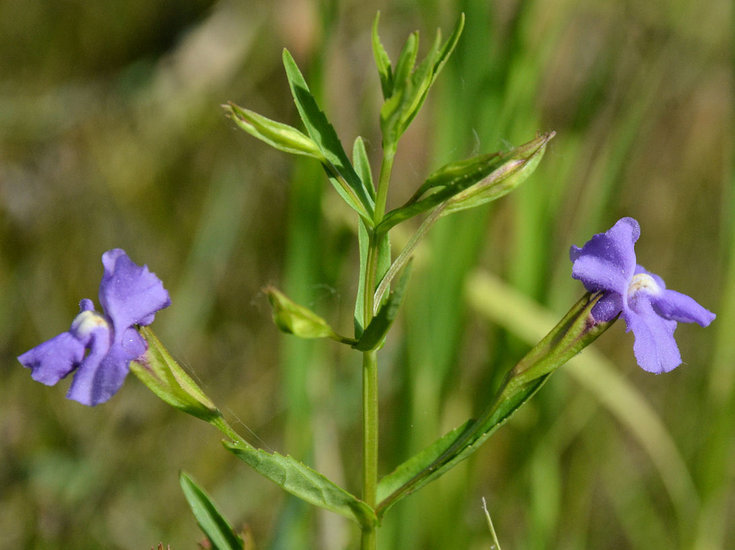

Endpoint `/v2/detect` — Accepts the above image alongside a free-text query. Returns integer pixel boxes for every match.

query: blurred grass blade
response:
[371,11,393,99]
[225,102,325,160]
[353,261,411,351]
[223,440,376,527]
[281,49,374,221]
[179,471,244,550]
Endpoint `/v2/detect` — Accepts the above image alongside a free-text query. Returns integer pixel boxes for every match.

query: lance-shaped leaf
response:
[180,472,244,550]
[376,292,616,517]
[354,221,391,338]
[130,327,221,422]
[377,132,555,232]
[266,286,355,344]
[282,49,375,222]
[372,12,394,99]
[353,261,411,351]
[224,440,377,527]
[379,14,464,146]
[225,102,325,160]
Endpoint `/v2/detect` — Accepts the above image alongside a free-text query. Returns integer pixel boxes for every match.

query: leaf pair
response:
[373,12,465,147]
[225,53,376,224]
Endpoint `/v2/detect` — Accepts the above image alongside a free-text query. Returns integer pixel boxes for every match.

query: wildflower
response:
[570,217,715,373]
[18,249,171,405]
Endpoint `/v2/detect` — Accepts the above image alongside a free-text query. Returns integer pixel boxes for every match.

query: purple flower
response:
[18,249,171,405]
[570,217,715,373]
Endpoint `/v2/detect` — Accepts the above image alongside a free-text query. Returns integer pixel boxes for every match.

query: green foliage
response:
[353,261,411,351]
[223,440,376,528]
[375,13,465,147]
[130,327,221,423]
[281,49,375,222]
[265,286,354,343]
[179,472,244,550]
[225,102,325,160]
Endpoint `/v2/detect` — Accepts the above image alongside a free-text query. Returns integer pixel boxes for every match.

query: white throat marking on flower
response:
[627,273,661,299]
[71,310,110,337]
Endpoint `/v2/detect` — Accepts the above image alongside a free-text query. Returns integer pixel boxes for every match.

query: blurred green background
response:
[1,0,731,548]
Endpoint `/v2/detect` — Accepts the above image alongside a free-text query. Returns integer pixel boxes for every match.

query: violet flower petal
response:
[18,332,85,386]
[571,217,640,294]
[68,338,131,406]
[652,289,716,327]
[623,296,681,373]
[99,249,171,333]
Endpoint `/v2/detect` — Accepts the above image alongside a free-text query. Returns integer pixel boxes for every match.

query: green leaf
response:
[281,49,374,221]
[353,136,375,200]
[225,102,325,160]
[354,221,391,338]
[130,327,221,422]
[224,440,377,527]
[371,12,393,99]
[180,471,244,550]
[376,419,473,507]
[377,132,555,232]
[353,260,411,351]
[376,292,616,518]
[379,15,465,145]
[265,286,355,344]
[399,14,464,134]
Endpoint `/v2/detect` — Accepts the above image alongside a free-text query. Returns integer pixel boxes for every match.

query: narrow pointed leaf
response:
[377,132,554,232]
[225,102,325,160]
[354,220,391,338]
[223,440,376,527]
[281,49,374,221]
[353,261,411,351]
[376,292,615,517]
[180,472,244,550]
[353,136,375,200]
[371,12,393,99]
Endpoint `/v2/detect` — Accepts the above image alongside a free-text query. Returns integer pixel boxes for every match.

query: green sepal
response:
[130,327,221,422]
[223,440,377,528]
[353,261,411,351]
[379,14,465,146]
[376,292,616,517]
[179,471,245,550]
[378,132,555,232]
[266,286,355,344]
[225,102,325,160]
[281,49,375,222]
[371,12,394,99]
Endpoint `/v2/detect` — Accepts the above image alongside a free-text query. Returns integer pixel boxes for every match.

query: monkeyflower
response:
[18,249,170,405]
[570,217,715,373]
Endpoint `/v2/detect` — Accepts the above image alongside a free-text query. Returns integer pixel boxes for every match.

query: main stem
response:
[360,140,396,550]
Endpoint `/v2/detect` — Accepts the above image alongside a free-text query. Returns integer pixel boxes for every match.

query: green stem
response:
[361,349,379,548]
[359,139,396,549]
